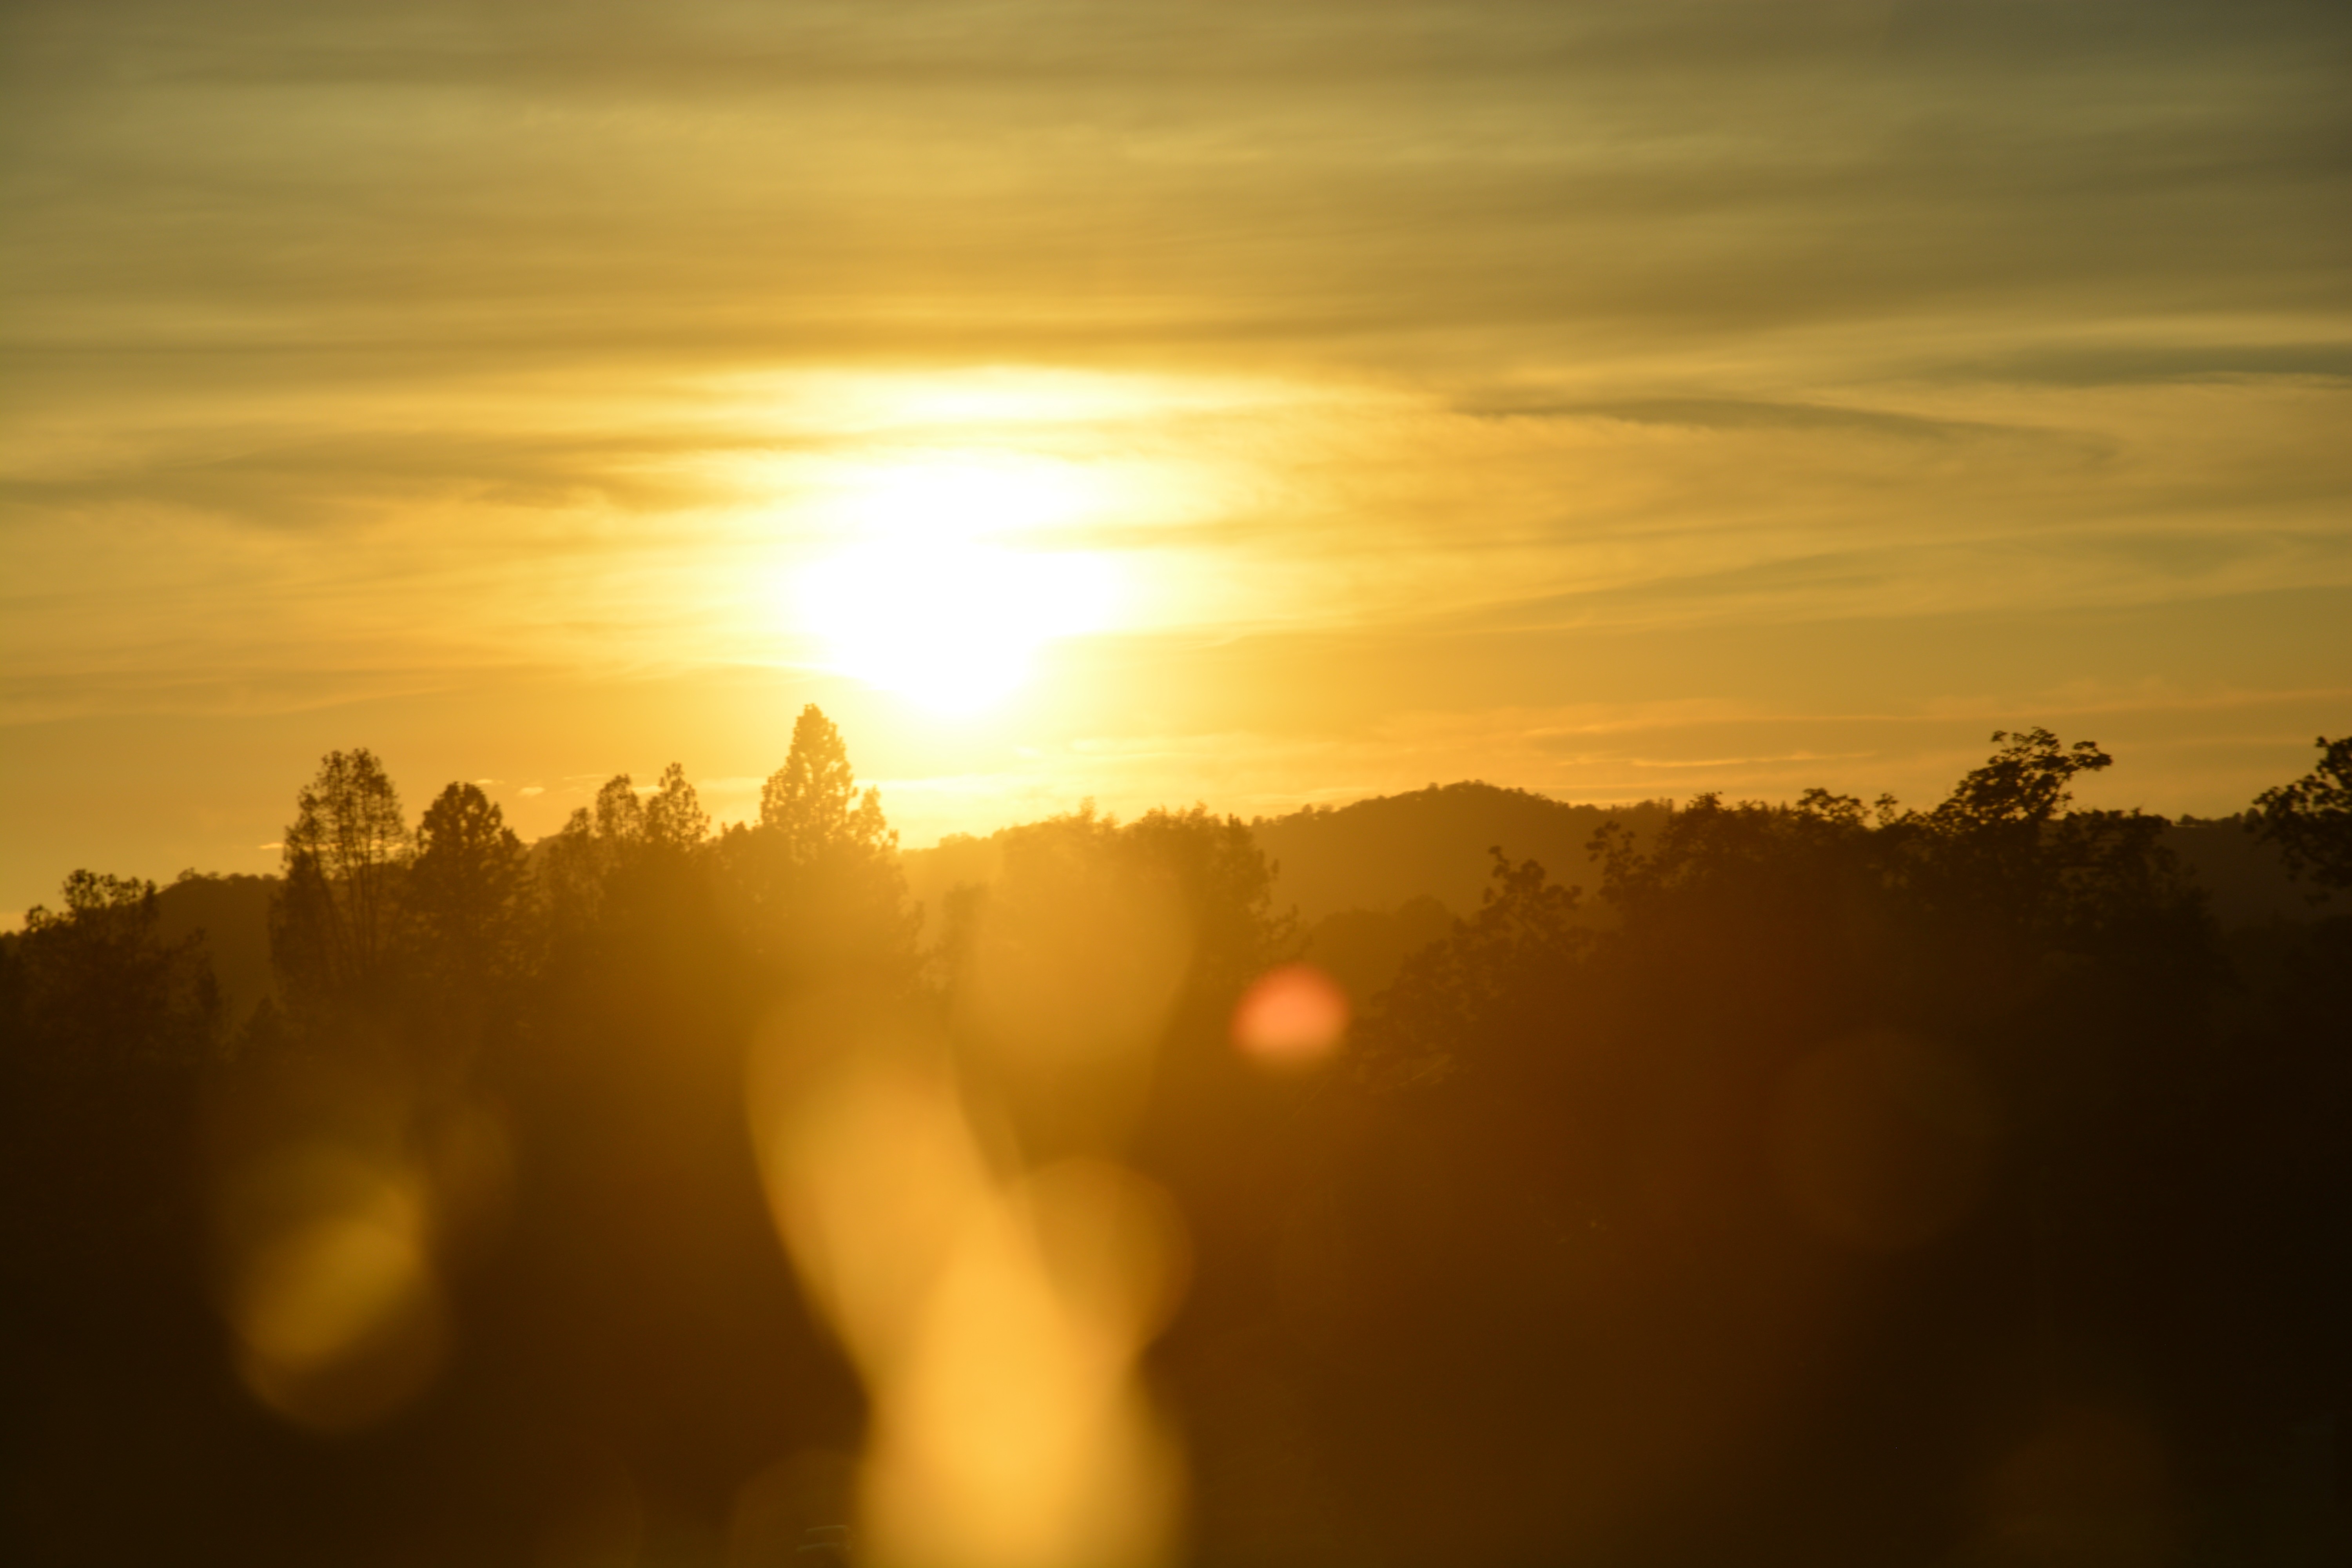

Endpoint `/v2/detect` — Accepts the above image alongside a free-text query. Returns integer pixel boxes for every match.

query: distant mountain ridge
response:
[1252,782,1674,924]
[154,873,278,1024]
[890,782,2322,941]
[896,782,1673,934]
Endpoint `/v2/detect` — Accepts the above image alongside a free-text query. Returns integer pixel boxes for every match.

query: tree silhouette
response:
[7,870,219,1072]
[8,717,2344,1568]
[1891,731,2203,976]
[2249,733,2352,897]
[645,761,711,853]
[1125,802,1294,995]
[407,781,534,999]
[760,704,894,867]
[1927,726,2111,829]
[1354,846,1583,1091]
[591,772,646,841]
[715,706,913,981]
[543,763,711,934]
[270,747,409,1016]
[1265,731,2243,1565]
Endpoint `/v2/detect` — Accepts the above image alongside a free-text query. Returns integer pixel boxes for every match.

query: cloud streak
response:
[2,0,2346,906]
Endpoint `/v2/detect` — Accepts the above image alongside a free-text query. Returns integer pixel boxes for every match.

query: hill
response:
[1251,782,1675,924]
[2161,816,2314,928]
[155,873,278,1024]
[899,783,1671,937]
[897,784,1674,1009]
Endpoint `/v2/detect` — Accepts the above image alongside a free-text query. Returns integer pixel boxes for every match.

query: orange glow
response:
[1230,963,1350,1067]
[8,7,2339,1560]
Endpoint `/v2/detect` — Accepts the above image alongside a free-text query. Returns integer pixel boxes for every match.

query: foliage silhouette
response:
[1279,729,2319,1566]
[5,870,220,1073]
[406,780,535,1037]
[1,719,2345,1568]
[2249,733,2352,897]
[759,704,889,863]
[1352,848,1584,1091]
[270,747,409,1020]
[716,704,915,983]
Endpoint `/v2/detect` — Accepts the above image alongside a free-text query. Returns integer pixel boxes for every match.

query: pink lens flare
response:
[1230,963,1350,1067]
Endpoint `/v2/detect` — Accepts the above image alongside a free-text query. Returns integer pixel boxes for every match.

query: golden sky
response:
[4,0,2348,915]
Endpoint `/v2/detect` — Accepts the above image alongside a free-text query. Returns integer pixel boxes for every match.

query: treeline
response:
[0,705,1296,1566]
[1,726,2347,1566]
[1287,732,2349,1565]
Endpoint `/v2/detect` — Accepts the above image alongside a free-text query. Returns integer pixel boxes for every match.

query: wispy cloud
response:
[4,0,2347,905]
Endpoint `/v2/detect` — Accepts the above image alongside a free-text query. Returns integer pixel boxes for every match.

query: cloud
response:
[4,0,2348,905]
[5,0,2343,385]
[1457,399,2040,443]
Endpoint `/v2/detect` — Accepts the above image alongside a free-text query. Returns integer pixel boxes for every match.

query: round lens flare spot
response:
[216,1165,451,1434]
[1231,964,1349,1067]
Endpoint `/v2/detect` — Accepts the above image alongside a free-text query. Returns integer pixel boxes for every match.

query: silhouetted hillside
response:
[904,790,2312,1012]
[154,873,277,1023]
[1298,894,1455,1007]
[901,786,1668,1005]
[2164,815,2312,927]
[1252,782,1674,923]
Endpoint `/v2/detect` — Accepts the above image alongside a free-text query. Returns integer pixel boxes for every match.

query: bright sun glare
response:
[795,457,1122,714]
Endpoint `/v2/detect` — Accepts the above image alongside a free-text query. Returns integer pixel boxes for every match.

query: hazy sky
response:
[5,0,2348,917]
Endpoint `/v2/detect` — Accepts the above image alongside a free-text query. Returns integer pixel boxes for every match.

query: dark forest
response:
[4,717,2347,1567]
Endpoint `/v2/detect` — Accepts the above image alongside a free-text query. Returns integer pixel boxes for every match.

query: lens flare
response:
[202,1058,507,1435]
[955,859,1193,1149]
[1231,963,1350,1068]
[748,1012,1189,1568]
[214,1144,450,1433]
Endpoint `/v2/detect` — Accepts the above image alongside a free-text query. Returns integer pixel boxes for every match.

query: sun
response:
[794,456,1123,714]
[798,542,1118,713]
